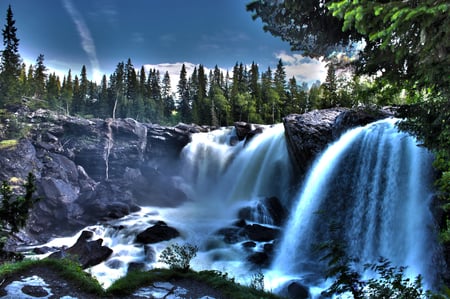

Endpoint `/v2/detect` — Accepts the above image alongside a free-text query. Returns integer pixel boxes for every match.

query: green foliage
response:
[363,258,427,299]
[0,5,22,107]
[158,243,198,272]
[246,0,361,58]
[0,173,38,257]
[249,270,265,291]
[320,241,442,298]
[328,0,449,94]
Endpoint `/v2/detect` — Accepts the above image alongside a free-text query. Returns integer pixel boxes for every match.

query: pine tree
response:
[274,59,287,121]
[321,63,338,108]
[61,69,73,115]
[78,65,89,114]
[161,71,175,120]
[71,75,82,115]
[46,72,60,110]
[177,64,191,123]
[33,54,47,100]
[0,5,21,107]
[98,74,109,118]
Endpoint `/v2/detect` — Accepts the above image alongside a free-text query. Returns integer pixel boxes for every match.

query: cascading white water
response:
[270,118,438,293]
[35,124,294,288]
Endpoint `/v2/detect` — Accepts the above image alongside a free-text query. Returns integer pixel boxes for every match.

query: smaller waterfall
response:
[104,120,113,180]
[271,118,438,291]
[179,124,293,226]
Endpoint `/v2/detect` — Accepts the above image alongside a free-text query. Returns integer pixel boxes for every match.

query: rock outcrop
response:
[0,108,199,242]
[283,107,393,175]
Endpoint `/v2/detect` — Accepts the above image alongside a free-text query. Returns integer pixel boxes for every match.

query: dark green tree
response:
[0,5,22,107]
[247,0,361,58]
[177,63,192,123]
[98,74,109,118]
[161,71,175,120]
[71,75,82,115]
[109,62,125,119]
[61,69,73,115]
[0,173,39,260]
[320,63,338,108]
[274,58,287,121]
[249,62,262,123]
[177,63,191,123]
[46,72,61,110]
[33,54,47,100]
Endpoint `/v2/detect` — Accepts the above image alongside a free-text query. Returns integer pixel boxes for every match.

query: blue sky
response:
[0,0,326,85]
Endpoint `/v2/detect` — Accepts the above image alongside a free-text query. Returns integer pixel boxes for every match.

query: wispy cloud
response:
[275,51,327,84]
[62,0,102,81]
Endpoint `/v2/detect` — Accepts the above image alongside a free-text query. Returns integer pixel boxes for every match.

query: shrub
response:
[249,270,265,291]
[0,173,39,261]
[158,243,198,272]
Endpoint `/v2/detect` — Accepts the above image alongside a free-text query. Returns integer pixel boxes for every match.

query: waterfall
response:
[271,118,438,291]
[178,124,294,227]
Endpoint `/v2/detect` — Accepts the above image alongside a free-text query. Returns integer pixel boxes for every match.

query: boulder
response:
[283,108,347,175]
[135,222,180,244]
[48,230,113,268]
[238,196,286,226]
[244,224,280,242]
[332,107,394,138]
[278,281,311,299]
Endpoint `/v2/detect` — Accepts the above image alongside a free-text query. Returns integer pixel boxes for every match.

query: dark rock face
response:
[283,107,393,176]
[48,230,113,268]
[283,108,348,175]
[135,221,180,244]
[0,108,196,243]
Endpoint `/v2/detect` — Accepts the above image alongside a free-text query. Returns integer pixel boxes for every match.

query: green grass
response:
[0,258,106,296]
[108,268,282,299]
[0,259,283,298]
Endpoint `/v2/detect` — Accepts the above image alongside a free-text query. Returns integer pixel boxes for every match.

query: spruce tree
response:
[0,5,21,107]
[161,71,175,120]
[177,64,191,123]
[33,54,47,100]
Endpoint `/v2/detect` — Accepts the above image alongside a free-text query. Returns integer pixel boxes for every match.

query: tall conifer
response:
[0,5,21,106]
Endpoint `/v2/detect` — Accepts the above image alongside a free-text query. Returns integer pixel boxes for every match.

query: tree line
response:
[0,5,410,127]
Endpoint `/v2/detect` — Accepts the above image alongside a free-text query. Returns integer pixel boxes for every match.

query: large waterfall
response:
[32,118,440,294]
[270,118,438,292]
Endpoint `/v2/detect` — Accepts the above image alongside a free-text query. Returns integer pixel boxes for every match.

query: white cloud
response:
[62,0,102,82]
[275,51,327,85]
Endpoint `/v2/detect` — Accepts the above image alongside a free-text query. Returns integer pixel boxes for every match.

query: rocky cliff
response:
[0,108,209,242]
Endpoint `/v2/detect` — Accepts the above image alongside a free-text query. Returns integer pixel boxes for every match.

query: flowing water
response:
[32,119,440,295]
[269,118,439,295]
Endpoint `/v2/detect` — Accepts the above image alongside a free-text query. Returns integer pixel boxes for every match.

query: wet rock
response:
[216,227,246,244]
[248,251,270,267]
[48,230,113,268]
[244,224,280,242]
[332,107,394,138]
[234,122,253,141]
[238,196,286,227]
[136,222,180,244]
[278,281,311,299]
[284,107,393,176]
[283,108,347,175]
